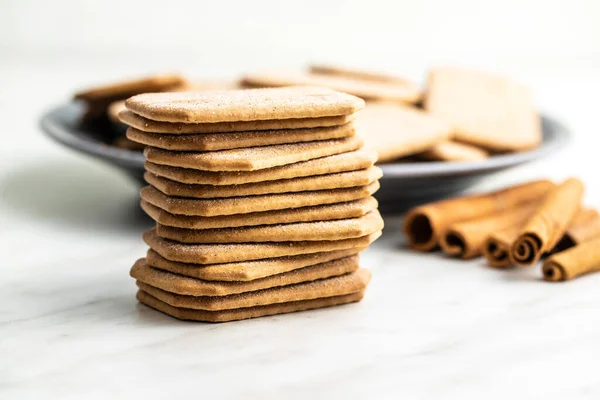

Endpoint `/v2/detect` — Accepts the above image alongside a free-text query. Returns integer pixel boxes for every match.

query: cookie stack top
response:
[120,86,383,323]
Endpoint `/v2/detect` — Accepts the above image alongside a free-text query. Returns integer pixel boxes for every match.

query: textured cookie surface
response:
[155,210,384,243]
[145,167,382,198]
[146,248,365,281]
[136,268,371,311]
[126,123,355,151]
[141,181,379,216]
[144,149,377,185]
[242,71,421,103]
[137,289,365,323]
[425,67,541,151]
[119,110,355,133]
[131,255,359,296]
[125,86,365,123]
[141,197,378,229]
[358,103,452,162]
[143,136,363,171]
[144,228,382,264]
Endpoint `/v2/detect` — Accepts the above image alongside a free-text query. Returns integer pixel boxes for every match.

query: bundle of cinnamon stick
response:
[404,178,600,281]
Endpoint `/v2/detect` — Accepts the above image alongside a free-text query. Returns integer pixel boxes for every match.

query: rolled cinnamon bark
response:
[542,237,600,281]
[441,203,538,259]
[483,225,522,268]
[551,208,600,254]
[403,179,555,251]
[510,178,584,266]
[483,207,592,268]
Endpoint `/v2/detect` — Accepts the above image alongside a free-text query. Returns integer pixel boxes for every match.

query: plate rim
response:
[40,102,570,177]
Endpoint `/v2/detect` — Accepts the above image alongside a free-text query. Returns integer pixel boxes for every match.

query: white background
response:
[2,1,600,399]
[3,0,600,83]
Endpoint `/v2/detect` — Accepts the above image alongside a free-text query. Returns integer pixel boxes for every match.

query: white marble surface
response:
[2,53,600,399]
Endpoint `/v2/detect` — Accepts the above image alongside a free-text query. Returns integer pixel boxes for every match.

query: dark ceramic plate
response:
[40,101,569,212]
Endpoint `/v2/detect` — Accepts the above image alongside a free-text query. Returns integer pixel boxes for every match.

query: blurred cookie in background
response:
[356,102,451,163]
[75,73,188,121]
[75,74,242,151]
[242,66,421,105]
[424,67,541,152]
[415,141,489,162]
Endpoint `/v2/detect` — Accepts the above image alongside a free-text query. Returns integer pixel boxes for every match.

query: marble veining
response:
[2,60,600,400]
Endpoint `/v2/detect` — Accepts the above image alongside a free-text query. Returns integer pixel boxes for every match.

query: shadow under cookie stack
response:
[119,86,384,323]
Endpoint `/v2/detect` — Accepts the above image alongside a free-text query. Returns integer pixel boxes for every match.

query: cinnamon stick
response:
[441,203,538,259]
[551,208,600,254]
[403,180,555,251]
[483,225,522,268]
[542,237,600,281]
[483,207,593,268]
[510,178,584,266]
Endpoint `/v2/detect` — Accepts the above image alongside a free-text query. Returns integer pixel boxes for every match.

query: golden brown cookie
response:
[146,247,365,281]
[143,136,363,171]
[137,289,365,323]
[242,70,421,104]
[112,136,145,151]
[125,86,365,123]
[424,67,541,151]
[126,123,356,151]
[143,228,382,264]
[155,210,384,243]
[74,73,186,103]
[118,110,355,133]
[310,64,417,86]
[107,101,127,124]
[140,181,379,216]
[357,102,452,162]
[416,141,489,162]
[176,78,241,92]
[131,255,359,296]
[144,148,377,185]
[141,197,378,229]
[136,268,371,310]
[144,167,382,198]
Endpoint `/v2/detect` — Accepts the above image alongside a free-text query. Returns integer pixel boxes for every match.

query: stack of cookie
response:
[120,86,384,322]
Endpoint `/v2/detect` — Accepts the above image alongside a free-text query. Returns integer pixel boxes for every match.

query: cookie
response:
[113,136,145,151]
[125,86,365,123]
[424,67,541,151]
[144,167,382,198]
[136,268,370,311]
[144,148,377,185]
[177,78,241,92]
[118,110,355,134]
[357,103,451,162]
[241,71,421,104]
[131,255,359,296]
[74,73,186,103]
[107,100,127,124]
[140,181,380,216]
[126,123,356,151]
[143,136,363,171]
[155,210,384,243]
[141,197,378,229]
[143,228,382,264]
[416,141,489,162]
[137,289,365,323]
[146,247,365,281]
[310,64,418,86]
